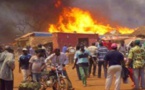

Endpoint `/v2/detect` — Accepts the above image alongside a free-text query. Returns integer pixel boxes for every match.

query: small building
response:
[15,32,98,50]
[52,32,98,50]
[15,32,52,48]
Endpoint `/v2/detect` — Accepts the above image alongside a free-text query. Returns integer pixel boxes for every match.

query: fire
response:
[117,27,135,34]
[48,7,135,35]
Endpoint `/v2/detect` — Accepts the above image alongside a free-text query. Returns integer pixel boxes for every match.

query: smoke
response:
[0,1,31,43]
[70,0,145,28]
[0,0,145,43]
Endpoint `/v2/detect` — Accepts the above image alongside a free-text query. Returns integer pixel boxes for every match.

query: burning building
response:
[16,32,98,50]
[52,32,98,49]
[48,7,135,35]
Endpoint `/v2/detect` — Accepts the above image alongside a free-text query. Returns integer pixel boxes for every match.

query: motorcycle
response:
[41,64,69,90]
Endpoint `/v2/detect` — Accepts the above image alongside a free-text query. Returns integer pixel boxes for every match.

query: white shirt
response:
[45,52,69,70]
[87,46,97,57]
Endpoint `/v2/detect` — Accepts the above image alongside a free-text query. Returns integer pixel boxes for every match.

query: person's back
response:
[87,45,97,57]
[104,43,124,90]
[98,46,108,61]
[97,44,108,78]
[0,52,14,80]
[105,50,123,66]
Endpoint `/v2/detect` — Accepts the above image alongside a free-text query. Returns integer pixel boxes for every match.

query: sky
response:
[0,0,145,43]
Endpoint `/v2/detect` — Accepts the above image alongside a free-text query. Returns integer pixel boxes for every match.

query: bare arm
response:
[72,58,78,69]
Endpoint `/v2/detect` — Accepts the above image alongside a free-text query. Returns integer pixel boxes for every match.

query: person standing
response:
[97,42,108,78]
[45,48,74,90]
[118,41,127,56]
[0,46,15,90]
[87,43,97,76]
[104,43,124,90]
[73,44,90,87]
[62,45,68,53]
[127,40,145,90]
[107,40,112,50]
[19,48,31,81]
[29,49,46,82]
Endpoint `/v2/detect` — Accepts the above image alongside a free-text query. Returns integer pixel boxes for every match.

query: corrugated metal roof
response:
[15,32,52,41]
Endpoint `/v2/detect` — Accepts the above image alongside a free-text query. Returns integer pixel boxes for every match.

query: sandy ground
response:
[13,61,133,90]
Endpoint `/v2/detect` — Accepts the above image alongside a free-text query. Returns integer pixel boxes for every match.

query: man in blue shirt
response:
[104,43,124,90]
[73,44,90,87]
[19,48,31,81]
[62,45,68,53]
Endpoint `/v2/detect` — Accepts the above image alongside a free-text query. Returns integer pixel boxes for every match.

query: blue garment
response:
[62,46,67,53]
[74,50,90,65]
[104,50,124,66]
[19,54,31,69]
[98,46,108,61]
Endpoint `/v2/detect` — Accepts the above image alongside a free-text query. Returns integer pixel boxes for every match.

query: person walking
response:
[74,45,81,80]
[97,42,108,78]
[73,44,90,87]
[127,40,145,90]
[0,46,15,90]
[19,48,31,81]
[104,43,124,90]
[87,43,97,76]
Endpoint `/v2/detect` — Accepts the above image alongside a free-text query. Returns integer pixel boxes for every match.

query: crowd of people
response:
[0,39,145,90]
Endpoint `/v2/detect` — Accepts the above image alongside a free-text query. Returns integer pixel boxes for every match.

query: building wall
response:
[52,33,98,50]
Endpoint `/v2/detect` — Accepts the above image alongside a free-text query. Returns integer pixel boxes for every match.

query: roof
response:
[101,35,129,41]
[132,26,145,36]
[15,32,52,41]
[52,32,98,35]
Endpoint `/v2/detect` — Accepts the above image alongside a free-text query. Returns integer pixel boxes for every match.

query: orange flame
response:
[48,7,135,35]
[117,27,135,34]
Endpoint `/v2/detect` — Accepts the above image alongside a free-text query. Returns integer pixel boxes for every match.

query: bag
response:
[121,66,129,84]
[18,77,41,90]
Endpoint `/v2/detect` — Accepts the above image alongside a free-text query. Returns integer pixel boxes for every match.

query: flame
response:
[117,27,135,34]
[48,7,135,35]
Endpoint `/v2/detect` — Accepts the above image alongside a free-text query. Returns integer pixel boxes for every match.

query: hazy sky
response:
[0,0,145,43]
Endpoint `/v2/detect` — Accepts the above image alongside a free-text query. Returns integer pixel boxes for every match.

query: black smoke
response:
[0,0,145,43]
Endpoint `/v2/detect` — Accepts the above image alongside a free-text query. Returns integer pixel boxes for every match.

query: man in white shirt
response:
[87,43,97,76]
[45,48,74,90]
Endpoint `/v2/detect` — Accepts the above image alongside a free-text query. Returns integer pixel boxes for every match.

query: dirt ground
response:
[13,61,133,90]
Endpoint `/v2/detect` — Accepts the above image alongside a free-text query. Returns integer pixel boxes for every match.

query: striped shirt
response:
[97,46,108,61]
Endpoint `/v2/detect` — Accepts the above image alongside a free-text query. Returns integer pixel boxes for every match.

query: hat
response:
[22,48,27,51]
[111,43,117,48]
